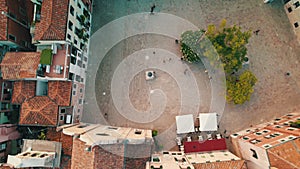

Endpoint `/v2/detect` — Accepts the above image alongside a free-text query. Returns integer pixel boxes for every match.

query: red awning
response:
[183,138,227,153]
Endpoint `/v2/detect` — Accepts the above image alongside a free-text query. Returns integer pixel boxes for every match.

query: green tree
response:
[180,30,205,63]
[180,19,256,104]
[226,71,257,104]
[180,19,251,74]
[205,19,251,74]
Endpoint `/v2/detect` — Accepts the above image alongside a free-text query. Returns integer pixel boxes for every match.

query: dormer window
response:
[134,130,142,135]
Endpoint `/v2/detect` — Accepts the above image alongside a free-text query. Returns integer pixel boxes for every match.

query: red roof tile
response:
[184,138,227,153]
[0,52,40,79]
[268,138,300,168]
[48,81,72,106]
[11,81,36,104]
[20,96,58,126]
[193,160,245,169]
[34,0,69,40]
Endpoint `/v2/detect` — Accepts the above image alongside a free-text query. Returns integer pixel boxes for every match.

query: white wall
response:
[238,140,270,169]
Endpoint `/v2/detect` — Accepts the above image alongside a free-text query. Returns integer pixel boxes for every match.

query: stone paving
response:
[83,0,300,151]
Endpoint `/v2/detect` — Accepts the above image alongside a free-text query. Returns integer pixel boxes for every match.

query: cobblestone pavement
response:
[83,0,300,151]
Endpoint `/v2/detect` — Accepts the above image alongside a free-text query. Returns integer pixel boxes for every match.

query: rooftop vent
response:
[287,136,296,140]
[96,133,109,136]
[108,127,118,130]
[231,133,239,137]
[134,130,142,135]
[262,130,269,133]
[279,139,286,143]
[263,144,272,149]
[78,124,89,128]
[243,137,249,140]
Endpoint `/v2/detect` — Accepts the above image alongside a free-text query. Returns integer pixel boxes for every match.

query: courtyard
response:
[83,0,300,151]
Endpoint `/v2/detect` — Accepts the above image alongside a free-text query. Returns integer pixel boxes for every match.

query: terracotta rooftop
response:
[0,52,40,79]
[14,80,73,126]
[48,81,72,106]
[11,81,36,104]
[193,160,245,169]
[20,96,58,126]
[267,138,300,168]
[34,0,69,40]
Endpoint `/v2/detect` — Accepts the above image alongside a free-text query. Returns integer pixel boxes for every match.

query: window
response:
[250,149,258,159]
[61,109,66,113]
[78,109,80,112]
[19,7,26,16]
[69,72,74,80]
[76,15,81,22]
[287,7,292,12]
[60,115,64,121]
[67,34,71,40]
[294,22,299,28]
[73,91,76,95]
[73,84,77,88]
[78,99,82,104]
[77,2,81,8]
[75,27,80,36]
[68,21,73,30]
[294,1,300,8]
[8,34,16,41]
[75,75,81,82]
[0,143,6,151]
[74,39,77,45]
[80,88,83,93]
[284,0,291,4]
[70,6,74,15]
[80,43,84,50]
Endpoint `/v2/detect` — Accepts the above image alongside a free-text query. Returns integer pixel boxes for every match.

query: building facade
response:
[46,123,153,169]
[30,0,92,122]
[0,80,21,163]
[231,112,300,169]
[146,150,245,169]
[283,0,300,43]
[0,0,35,60]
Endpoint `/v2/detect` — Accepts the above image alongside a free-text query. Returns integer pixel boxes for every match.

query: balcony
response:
[37,44,70,79]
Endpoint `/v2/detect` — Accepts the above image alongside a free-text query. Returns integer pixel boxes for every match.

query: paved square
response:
[84,0,300,150]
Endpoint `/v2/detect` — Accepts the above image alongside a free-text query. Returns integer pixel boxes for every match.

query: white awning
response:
[176,114,195,134]
[199,113,218,131]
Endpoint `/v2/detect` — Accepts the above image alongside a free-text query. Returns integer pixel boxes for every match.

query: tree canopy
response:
[205,19,251,74]
[180,19,257,105]
[226,71,257,104]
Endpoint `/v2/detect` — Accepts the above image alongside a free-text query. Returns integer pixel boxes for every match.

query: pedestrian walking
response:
[150,4,156,14]
[253,29,260,35]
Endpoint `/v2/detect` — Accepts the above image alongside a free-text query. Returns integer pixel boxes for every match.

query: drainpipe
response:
[64,43,69,79]
[123,139,129,169]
